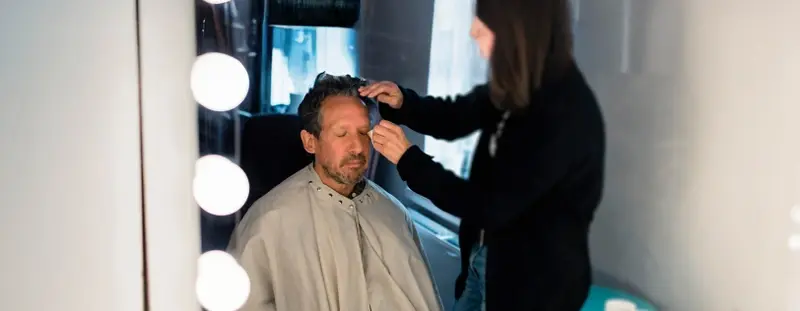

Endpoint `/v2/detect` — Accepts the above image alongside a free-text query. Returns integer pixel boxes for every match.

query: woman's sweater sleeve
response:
[395,108,587,232]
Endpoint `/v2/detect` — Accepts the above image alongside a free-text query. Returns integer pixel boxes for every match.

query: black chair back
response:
[240,114,313,215]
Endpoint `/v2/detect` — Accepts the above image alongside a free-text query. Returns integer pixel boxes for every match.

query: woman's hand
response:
[359,81,404,109]
[370,120,412,164]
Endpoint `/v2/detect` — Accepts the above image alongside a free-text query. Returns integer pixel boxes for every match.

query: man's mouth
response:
[343,161,365,168]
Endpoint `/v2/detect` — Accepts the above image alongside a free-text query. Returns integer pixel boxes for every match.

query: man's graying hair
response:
[298,72,371,137]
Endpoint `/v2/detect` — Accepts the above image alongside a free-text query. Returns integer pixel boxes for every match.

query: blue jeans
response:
[453,245,487,311]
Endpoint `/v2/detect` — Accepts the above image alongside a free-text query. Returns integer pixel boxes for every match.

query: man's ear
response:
[300,130,317,154]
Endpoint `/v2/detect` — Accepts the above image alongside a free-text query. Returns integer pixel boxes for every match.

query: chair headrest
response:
[240,114,312,212]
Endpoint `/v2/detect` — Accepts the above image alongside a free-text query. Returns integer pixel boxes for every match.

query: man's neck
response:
[313,163,355,196]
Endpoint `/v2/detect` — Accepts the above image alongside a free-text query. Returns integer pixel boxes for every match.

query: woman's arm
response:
[395,113,587,232]
[377,84,501,141]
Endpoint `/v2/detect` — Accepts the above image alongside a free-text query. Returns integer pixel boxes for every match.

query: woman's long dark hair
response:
[476,0,574,111]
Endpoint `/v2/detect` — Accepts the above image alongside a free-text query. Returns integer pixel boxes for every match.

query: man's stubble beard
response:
[322,162,365,185]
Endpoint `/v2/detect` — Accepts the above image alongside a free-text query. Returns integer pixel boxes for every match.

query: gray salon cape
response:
[227,164,443,311]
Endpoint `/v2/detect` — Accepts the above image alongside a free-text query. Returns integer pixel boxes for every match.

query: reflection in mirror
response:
[196,2,359,253]
[267,25,357,115]
[193,0,360,310]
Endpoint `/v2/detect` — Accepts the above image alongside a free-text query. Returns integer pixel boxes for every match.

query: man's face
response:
[307,95,371,185]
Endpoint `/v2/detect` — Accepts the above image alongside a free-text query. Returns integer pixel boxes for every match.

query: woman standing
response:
[359,0,605,310]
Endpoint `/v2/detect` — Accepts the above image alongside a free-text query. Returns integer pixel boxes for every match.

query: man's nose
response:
[347,134,367,153]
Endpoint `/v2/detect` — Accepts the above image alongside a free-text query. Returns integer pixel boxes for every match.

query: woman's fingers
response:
[359,81,396,98]
[358,82,381,96]
[378,120,404,136]
[375,93,395,105]
[371,131,388,145]
[372,123,400,141]
[370,132,404,164]
[373,121,406,143]
[371,121,410,165]
[370,132,391,153]
[363,84,392,98]
[359,81,403,108]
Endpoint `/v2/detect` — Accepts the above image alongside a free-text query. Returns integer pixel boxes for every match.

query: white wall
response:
[0,1,144,310]
[0,0,199,310]
[576,0,800,310]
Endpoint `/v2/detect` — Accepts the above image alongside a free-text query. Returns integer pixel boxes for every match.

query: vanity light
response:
[605,298,638,311]
[791,205,800,225]
[202,0,232,5]
[190,51,251,309]
[190,52,250,112]
[789,234,800,252]
[193,155,250,216]
[196,250,251,311]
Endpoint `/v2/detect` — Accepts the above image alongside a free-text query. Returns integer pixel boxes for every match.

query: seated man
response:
[228,73,443,311]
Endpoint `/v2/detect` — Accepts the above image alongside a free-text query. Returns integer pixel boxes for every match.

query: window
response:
[265,26,358,114]
[403,0,487,227]
[424,0,487,180]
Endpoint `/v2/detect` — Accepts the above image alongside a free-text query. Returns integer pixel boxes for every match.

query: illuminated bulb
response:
[605,298,637,311]
[190,52,250,112]
[203,0,232,4]
[193,155,249,216]
[789,234,800,252]
[791,205,800,224]
[196,251,250,311]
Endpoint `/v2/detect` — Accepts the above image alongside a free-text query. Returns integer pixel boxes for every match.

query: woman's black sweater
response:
[379,64,606,311]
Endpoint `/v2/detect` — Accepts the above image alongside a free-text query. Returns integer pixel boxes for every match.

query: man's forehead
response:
[320,96,369,123]
[321,94,365,107]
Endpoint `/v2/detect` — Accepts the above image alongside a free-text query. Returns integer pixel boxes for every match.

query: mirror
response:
[191,1,485,310]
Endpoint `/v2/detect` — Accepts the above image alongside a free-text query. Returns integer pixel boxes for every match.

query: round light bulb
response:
[605,298,637,311]
[789,234,800,252]
[190,52,250,112]
[203,0,232,3]
[193,155,249,216]
[791,205,800,225]
[196,251,250,311]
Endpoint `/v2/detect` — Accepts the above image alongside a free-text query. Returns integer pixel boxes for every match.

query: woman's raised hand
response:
[370,120,411,165]
[359,81,403,109]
